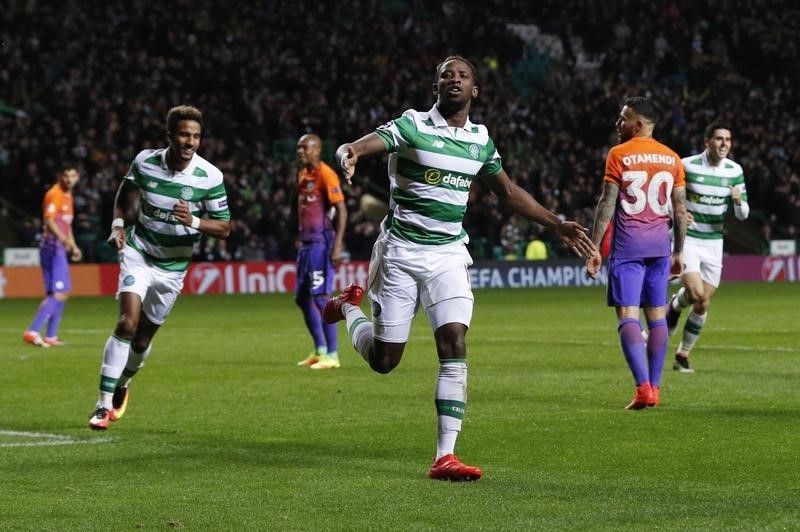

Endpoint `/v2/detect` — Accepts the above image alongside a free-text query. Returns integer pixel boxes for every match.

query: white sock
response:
[674,287,690,310]
[343,303,374,363]
[98,335,131,409]
[435,360,467,460]
[677,311,707,355]
[119,343,152,388]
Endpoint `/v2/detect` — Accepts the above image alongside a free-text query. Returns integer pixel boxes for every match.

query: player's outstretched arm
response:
[335,133,386,185]
[479,169,596,259]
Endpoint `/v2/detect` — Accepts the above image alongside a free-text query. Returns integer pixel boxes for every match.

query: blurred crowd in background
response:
[2,0,799,263]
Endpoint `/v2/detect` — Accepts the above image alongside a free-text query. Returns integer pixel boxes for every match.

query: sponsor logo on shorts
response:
[123,275,135,286]
[372,301,382,317]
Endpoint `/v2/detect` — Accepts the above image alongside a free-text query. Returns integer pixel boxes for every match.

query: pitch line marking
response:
[465,336,800,353]
[0,430,112,448]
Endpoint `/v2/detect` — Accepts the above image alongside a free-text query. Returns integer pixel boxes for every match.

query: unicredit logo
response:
[761,255,800,282]
[184,261,369,294]
[188,263,223,294]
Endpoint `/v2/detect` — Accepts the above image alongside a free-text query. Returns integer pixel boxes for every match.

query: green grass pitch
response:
[1,282,798,530]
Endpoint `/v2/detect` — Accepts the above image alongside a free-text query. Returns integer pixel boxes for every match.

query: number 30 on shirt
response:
[620,170,674,216]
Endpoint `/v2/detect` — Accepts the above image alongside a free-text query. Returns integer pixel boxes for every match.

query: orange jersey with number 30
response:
[603,137,685,259]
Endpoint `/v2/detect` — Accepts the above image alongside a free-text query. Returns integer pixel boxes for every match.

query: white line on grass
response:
[0,328,110,335]
[451,336,800,353]
[0,430,112,448]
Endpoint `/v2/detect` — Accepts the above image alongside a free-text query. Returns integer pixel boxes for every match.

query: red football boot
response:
[322,283,364,324]
[625,382,653,410]
[427,454,483,482]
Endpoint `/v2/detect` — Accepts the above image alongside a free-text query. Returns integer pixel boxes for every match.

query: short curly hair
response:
[166,105,203,133]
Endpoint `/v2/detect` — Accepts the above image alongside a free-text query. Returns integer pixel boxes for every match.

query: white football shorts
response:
[682,236,723,287]
[367,230,474,343]
[117,246,186,325]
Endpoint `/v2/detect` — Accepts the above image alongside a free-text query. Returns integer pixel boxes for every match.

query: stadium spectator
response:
[524,225,550,260]
[23,163,82,348]
[323,55,595,481]
[88,106,231,430]
[586,97,687,410]
[293,134,348,371]
[666,124,750,373]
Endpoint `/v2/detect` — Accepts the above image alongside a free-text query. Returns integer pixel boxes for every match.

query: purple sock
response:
[646,319,668,388]
[315,296,338,354]
[618,318,649,385]
[298,296,326,350]
[46,300,66,338]
[29,296,57,332]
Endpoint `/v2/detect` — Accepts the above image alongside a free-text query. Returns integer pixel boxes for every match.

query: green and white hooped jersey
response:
[374,105,503,245]
[124,148,230,271]
[682,151,747,240]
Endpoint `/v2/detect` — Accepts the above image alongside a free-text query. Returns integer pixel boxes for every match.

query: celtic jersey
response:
[374,105,502,245]
[124,148,230,271]
[682,151,747,240]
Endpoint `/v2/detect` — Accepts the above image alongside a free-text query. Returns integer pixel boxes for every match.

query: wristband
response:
[111,218,125,230]
[190,215,201,229]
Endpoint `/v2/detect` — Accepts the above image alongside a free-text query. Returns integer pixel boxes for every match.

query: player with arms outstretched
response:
[324,55,596,481]
[88,105,231,430]
[587,97,687,409]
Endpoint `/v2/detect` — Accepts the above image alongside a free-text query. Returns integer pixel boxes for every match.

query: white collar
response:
[702,150,725,169]
[161,147,195,173]
[428,104,474,131]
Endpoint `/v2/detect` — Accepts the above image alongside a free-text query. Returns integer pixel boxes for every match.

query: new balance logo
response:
[432,140,445,148]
